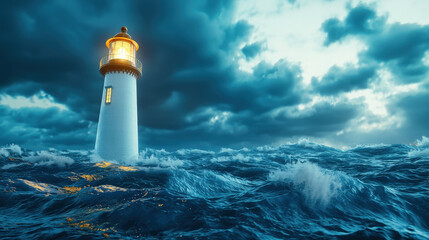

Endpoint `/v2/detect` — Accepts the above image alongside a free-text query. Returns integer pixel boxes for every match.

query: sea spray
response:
[269,161,342,207]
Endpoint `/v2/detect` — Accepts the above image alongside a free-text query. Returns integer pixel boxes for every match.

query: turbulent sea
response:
[1,138,428,240]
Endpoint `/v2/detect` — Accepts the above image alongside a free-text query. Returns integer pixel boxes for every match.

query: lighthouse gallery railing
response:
[99,54,142,73]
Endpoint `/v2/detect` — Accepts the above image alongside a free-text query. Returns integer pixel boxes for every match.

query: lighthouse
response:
[95,26,142,161]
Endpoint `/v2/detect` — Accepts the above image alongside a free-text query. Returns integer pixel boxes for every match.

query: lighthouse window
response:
[105,87,112,104]
[109,40,136,64]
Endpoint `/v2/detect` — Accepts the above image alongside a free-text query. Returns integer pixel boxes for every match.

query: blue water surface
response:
[0,138,428,239]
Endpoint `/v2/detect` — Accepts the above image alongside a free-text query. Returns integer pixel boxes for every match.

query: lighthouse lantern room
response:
[95,26,142,161]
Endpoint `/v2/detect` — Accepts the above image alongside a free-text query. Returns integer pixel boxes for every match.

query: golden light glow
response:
[95,161,138,171]
[107,38,137,65]
[66,217,116,235]
[62,186,82,194]
[106,37,139,50]
[68,173,102,182]
[105,87,112,104]
[116,47,127,59]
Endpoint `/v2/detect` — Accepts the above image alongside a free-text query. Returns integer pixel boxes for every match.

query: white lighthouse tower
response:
[95,26,142,161]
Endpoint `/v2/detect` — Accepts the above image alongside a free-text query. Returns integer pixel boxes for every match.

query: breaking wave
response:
[269,161,345,207]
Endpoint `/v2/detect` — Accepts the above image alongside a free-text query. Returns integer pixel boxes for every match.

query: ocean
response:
[0,138,428,239]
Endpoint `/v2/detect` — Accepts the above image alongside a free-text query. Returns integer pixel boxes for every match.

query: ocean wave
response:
[0,144,23,157]
[168,169,250,198]
[408,136,429,158]
[1,162,27,170]
[176,148,215,155]
[140,154,184,168]
[269,161,344,207]
[124,148,185,168]
[18,178,63,194]
[415,136,429,147]
[24,151,74,167]
[211,153,262,163]
[408,148,429,158]
[0,139,428,239]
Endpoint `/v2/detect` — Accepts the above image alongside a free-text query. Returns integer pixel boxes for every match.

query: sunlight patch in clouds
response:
[235,0,366,84]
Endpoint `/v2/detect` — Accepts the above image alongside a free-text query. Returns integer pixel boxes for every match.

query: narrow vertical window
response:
[105,87,112,104]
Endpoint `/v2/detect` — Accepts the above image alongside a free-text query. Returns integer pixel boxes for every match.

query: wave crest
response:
[269,161,343,207]
[24,151,74,167]
[0,144,23,157]
[408,136,429,158]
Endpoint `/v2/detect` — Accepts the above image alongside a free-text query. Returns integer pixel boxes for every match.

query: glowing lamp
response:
[99,26,142,77]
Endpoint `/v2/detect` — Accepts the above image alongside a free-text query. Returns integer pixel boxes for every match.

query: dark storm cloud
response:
[0,82,44,97]
[363,24,429,81]
[140,100,360,150]
[0,105,94,148]
[0,1,111,122]
[312,64,377,95]
[141,58,304,131]
[392,89,429,133]
[241,42,265,60]
[322,4,429,82]
[322,4,385,45]
[0,0,363,149]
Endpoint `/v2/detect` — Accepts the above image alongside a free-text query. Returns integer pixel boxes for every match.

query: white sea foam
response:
[352,143,390,149]
[0,144,23,157]
[24,151,74,167]
[211,153,262,162]
[88,148,184,168]
[219,147,250,153]
[1,163,27,170]
[89,152,106,163]
[219,148,235,153]
[122,148,183,167]
[176,148,214,155]
[407,136,429,158]
[269,161,342,207]
[295,138,343,150]
[408,148,429,158]
[139,154,184,168]
[0,149,8,158]
[256,145,276,151]
[7,144,23,155]
[415,136,429,147]
[255,139,338,152]
[67,149,91,155]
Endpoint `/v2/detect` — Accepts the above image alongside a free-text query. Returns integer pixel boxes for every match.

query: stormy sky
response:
[1,0,428,150]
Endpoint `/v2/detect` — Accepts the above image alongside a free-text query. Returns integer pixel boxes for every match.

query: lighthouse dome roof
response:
[105,26,139,50]
[114,26,132,39]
